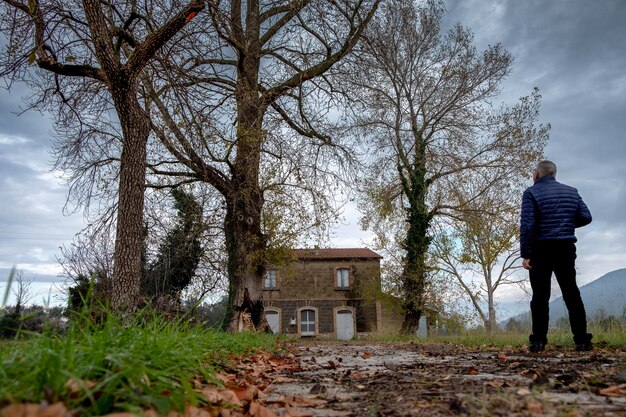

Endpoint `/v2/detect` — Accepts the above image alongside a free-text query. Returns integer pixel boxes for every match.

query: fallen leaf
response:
[141,410,162,417]
[184,405,213,417]
[98,413,138,417]
[64,378,97,397]
[1,404,46,417]
[267,359,282,367]
[517,388,531,396]
[215,373,235,385]
[525,399,543,414]
[597,384,626,397]
[285,396,327,407]
[249,402,279,417]
[284,405,313,417]
[466,367,478,375]
[38,403,68,417]
[199,387,225,404]
[362,351,372,359]
[497,352,508,361]
[269,376,297,384]
[484,379,504,388]
[220,389,243,406]
[528,370,550,386]
[233,384,259,402]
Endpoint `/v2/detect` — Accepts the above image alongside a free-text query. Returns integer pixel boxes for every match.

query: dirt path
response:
[252,342,626,417]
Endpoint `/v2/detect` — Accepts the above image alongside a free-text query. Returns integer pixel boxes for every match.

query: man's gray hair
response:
[536,160,557,178]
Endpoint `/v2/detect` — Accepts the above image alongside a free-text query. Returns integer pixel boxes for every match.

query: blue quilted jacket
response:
[520,176,592,259]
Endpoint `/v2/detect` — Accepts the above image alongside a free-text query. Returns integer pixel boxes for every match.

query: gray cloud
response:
[0,84,85,284]
[0,0,624,312]
[443,0,626,288]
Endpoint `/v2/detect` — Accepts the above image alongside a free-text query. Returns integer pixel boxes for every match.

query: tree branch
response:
[259,0,310,46]
[262,0,381,104]
[127,0,206,77]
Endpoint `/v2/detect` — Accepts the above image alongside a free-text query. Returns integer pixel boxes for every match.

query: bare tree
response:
[58,224,115,283]
[0,0,205,311]
[431,174,527,333]
[12,270,34,312]
[138,0,381,330]
[341,0,548,334]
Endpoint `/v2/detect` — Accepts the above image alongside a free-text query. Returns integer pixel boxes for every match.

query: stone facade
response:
[262,248,383,338]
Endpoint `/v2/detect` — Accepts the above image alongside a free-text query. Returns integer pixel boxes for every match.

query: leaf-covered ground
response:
[262,342,626,416]
[3,341,626,416]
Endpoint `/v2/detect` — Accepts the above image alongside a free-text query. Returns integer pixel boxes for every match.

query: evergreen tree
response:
[141,189,204,300]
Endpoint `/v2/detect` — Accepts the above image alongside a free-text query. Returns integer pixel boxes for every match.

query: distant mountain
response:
[548,268,626,325]
[503,268,626,327]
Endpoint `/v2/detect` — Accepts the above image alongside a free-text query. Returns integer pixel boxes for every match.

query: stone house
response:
[262,248,399,339]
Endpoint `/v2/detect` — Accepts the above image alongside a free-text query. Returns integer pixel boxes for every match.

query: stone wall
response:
[262,257,382,337]
[264,299,379,336]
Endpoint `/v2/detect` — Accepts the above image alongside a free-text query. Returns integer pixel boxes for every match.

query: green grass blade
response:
[1,266,16,308]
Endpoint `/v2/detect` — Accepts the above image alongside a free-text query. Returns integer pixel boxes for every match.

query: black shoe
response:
[575,342,593,352]
[529,342,545,353]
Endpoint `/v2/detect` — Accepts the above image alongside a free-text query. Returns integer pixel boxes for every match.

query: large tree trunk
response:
[399,144,431,336]
[400,224,429,335]
[222,3,271,331]
[223,196,267,331]
[109,78,151,311]
[222,137,270,331]
[223,84,270,331]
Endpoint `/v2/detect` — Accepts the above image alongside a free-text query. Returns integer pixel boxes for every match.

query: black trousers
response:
[529,240,592,345]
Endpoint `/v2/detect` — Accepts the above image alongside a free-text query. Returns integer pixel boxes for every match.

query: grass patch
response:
[0,312,278,416]
[360,327,626,349]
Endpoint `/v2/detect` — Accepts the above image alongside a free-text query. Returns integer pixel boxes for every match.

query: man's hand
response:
[523,258,532,270]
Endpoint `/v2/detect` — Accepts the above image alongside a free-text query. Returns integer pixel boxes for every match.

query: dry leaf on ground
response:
[1,403,69,417]
[248,402,279,417]
[283,405,313,417]
[596,384,626,396]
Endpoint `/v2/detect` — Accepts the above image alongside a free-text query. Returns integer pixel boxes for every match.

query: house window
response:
[336,268,350,289]
[264,269,277,289]
[300,309,316,336]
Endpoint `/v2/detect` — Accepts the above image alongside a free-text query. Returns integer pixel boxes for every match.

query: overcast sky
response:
[1,0,625,313]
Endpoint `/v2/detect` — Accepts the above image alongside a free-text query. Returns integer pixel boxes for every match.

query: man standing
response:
[520,160,593,352]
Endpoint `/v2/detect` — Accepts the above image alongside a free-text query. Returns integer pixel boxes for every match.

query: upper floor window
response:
[264,269,277,289]
[336,268,350,289]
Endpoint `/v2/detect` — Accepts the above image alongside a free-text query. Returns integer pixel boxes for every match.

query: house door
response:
[266,311,279,334]
[336,310,355,340]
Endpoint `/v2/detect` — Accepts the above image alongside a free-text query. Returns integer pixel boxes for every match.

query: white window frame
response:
[336,267,350,289]
[264,269,277,289]
[299,308,316,337]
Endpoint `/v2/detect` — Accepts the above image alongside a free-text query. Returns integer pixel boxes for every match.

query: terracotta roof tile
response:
[292,248,382,260]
